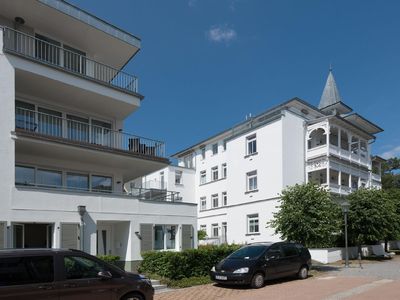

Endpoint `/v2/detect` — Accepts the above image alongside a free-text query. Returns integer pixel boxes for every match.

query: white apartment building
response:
[148,70,384,245]
[0,0,196,270]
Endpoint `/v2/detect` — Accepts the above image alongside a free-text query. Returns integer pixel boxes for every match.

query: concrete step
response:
[151,280,168,291]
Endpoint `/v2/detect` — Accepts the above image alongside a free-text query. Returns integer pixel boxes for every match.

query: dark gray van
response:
[0,248,153,300]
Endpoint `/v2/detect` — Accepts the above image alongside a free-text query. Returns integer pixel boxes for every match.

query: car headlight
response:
[138,274,152,286]
[211,266,216,272]
[233,267,249,274]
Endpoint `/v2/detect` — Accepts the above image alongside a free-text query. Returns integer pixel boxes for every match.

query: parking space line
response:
[324,279,393,300]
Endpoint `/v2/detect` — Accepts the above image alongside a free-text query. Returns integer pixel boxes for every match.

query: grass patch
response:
[145,273,212,288]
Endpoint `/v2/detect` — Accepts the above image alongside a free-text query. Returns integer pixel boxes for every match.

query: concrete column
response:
[54,221,61,248]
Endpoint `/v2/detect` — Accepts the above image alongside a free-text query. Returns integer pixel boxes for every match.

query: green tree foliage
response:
[381,157,400,190]
[197,230,207,241]
[269,183,341,248]
[347,189,400,246]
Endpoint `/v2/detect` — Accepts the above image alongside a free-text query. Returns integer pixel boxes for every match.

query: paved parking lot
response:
[155,257,400,300]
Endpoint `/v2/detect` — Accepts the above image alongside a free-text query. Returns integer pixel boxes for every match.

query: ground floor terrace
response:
[0,187,197,271]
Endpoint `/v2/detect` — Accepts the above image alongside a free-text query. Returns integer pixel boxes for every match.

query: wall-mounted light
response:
[14,17,25,25]
[135,231,142,240]
[77,205,87,217]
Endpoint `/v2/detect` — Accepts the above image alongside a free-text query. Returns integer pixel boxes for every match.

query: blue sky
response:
[70,0,400,158]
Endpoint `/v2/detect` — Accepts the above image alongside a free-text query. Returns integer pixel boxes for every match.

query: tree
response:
[197,230,207,241]
[347,189,399,251]
[381,157,400,190]
[269,183,341,248]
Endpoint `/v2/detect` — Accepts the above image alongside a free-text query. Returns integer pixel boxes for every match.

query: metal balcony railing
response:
[2,27,138,94]
[16,107,165,158]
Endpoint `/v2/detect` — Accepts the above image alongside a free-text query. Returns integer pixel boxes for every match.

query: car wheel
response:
[121,292,144,300]
[251,273,265,289]
[298,265,308,279]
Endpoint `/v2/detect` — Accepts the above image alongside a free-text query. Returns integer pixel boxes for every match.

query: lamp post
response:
[77,205,87,251]
[341,201,350,268]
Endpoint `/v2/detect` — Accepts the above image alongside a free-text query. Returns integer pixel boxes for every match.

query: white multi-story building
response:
[148,70,384,245]
[0,0,196,270]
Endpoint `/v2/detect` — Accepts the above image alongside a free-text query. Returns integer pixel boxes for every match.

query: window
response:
[67,114,89,142]
[0,256,54,286]
[15,100,35,131]
[175,170,183,185]
[67,173,89,191]
[200,197,207,211]
[91,175,112,192]
[91,119,112,147]
[222,163,227,178]
[351,176,359,190]
[37,169,62,188]
[247,170,258,191]
[200,147,206,160]
[153,225,176,250]
[183,155,193,168]
[37,107,63,137]
[200,170,206,185]
[223,140,227,151]
[212,194,219,208]
[341,172,350,186]
[222,192,227,206]
[211,166,218,181]
[281,244,299,257]
[212,143,218,155]
[247,214,259,233]
[15,165,35,186]
[212,224,219,237]
[64,256,109,279]
[246,134,257,155]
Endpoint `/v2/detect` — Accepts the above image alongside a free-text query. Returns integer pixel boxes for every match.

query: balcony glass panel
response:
[91,175,112,193]
[15,165,35,186]
[67,173,89,191]
[37,107,62,137]
[37,169,62,188]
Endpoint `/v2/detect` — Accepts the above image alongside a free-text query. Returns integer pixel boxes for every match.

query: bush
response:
[97,255,121,266]
[138,244,241,280]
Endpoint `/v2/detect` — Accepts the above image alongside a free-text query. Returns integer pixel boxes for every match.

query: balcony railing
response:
[16,183,181,202]
[2,27,138,94]
[16,107,165,158]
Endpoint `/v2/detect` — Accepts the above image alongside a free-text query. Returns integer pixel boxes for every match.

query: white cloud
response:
[206,25,237,43]
[381,145,400,159]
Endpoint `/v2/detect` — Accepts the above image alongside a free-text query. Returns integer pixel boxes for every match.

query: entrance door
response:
[97,225,112,255]
[13,224,24,248]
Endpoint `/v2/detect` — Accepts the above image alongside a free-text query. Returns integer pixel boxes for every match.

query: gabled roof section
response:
[40,0,141,49]
[319,70,342,109]
[343,113,384,135]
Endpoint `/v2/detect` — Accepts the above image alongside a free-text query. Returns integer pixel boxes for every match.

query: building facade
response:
[149,70,384,246]
[0,0,196,270]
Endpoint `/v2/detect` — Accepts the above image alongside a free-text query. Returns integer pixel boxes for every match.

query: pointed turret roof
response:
[319,69,342,109]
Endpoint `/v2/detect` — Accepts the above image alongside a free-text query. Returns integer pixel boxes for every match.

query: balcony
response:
[15,107,165,159]
[2,27,139,95]
[371,173,382,182]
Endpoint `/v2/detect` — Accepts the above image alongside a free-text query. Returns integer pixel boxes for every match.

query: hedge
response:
[97,254,121,266]
[138,244,241,280]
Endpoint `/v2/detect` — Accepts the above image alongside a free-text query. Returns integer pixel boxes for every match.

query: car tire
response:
[298,265,308,280]
[250,272,265,289]
[121,292,144,300]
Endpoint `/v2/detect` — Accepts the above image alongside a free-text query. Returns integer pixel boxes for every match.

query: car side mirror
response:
[266,255,278,261]
[98,271,112,280]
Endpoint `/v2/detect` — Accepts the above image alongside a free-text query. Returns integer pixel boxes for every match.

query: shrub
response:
[97,254,121,266]
[138,244,241,280]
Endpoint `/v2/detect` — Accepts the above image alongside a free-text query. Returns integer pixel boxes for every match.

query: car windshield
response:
[228,245,267,260]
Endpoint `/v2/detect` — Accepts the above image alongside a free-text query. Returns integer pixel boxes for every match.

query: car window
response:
[266,244,282,258]
[64,255,121,280]
[228,245,267,260]
[0,256,54,286]
[281,244,299,257]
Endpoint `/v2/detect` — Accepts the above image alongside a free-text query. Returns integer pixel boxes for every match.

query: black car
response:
[0,248,154,300]
[210,242,311,288]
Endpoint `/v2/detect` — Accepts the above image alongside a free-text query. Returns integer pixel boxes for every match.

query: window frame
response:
[200,197,207,211]
[200,170,206,185]
[175,170,183,185]
[211,194,219,208]
[211,166,219,181]
[246,134,257,156]
[211,224,219,237]
[247,170,258,192]
[222,163,227,178]
[212,143,218,155]
[247,214,259,234]
[222,191,227,206]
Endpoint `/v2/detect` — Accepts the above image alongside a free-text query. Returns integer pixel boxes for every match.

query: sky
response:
[69,0,400,159]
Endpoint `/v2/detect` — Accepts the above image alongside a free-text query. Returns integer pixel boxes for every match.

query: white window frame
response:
[200,170,206,185]
[175,170,183,185]
[222,191,227,206]
[211,194,219,208]
[211,166,218,181]
[247,214,259,234]
[246,134,257,156]
[212,143,218,155]
[222,163,227,178]
[212,224,219,237]
[200,197,207,211]
[247,170,258,192]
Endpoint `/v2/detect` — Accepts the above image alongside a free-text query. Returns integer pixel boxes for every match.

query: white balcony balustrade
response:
[2,27,138,94]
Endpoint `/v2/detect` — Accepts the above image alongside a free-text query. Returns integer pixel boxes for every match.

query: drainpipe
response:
[77,206,87,251]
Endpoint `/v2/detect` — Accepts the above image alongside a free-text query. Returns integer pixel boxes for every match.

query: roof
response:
[40,0,141,49]
[343,113,384,134]
[171,97,324,157]
[319,70,342,109]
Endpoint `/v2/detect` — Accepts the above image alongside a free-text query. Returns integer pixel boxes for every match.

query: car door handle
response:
[38,285,54,290]
[63,283,78,288]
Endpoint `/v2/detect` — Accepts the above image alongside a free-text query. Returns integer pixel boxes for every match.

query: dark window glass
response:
[0,256,54,286]
[228,245,267,260]
[37,169,62,188]
[37,107,62,137]
[15,101,36,131]
[91,175,112,192]
[15,165,35,186]
[281,244,299,257]
[64,256,104,279]
[67,173,89,191]
[266,244,282,259]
